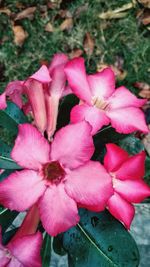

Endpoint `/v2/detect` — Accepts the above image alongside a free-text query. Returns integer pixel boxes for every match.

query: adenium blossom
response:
[0,205,42,267]
[64,57,148,135]
[0,122,113,236]
[0,80,25,110]
[104,144,150,229]
[0,53,71,139]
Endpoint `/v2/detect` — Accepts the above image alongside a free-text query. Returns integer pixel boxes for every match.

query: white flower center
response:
[91,96,108,110]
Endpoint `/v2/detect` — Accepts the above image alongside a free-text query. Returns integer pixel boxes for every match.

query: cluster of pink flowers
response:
[0,54,150,266]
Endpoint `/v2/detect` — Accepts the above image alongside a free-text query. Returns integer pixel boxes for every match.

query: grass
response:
[0,0,149,89]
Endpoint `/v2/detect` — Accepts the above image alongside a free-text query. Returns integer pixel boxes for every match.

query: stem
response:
[77,223,118,267]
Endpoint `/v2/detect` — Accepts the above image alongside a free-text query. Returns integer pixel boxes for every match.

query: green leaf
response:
[0,169,14,181]
[63,209,139,267]
[2,228,18,245]
[118,136,144,155]
[0,101,28,134]
[41,233,51,267]
[53,234,67,256]
[0,209,18,233]
[57,94,78,130]
[93,126,127,161]
[0,140,21,169]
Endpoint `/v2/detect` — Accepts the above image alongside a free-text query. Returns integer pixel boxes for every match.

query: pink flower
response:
[0,81,25,110]
[0,205,42,267]
[0,53,71,139]
[24,54,71,138]
[104,144,150,229]
[24,65,52,133]
[64,57,148,135]
[0,122,113,236]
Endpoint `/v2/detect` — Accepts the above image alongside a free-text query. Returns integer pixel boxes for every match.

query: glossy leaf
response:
[41,233,51,267]
[63,209,139,267]
[0,209,18,233]
[0,140,21,169]
[118,136,144,155]
[0,101,28,134]
[57,94,78,130]
[2,228,18,245]
[92,126,126,161]
[53,234,67,256]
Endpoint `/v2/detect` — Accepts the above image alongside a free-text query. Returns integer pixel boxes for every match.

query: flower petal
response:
[7,232,42,267]
[49,53,68,74]
[0,228,10,267]
[45,93,59,140]
[25,79,47,133]
[5,81,25,109]
[0,253,10,267]
[114,178,150,203]
[7,258,22,267]
[0,92,7,110]
[108,86,147,109]
[11,124,50,170]
[65,161,113,212]
[70,104,110,135]
[87,68,115,99]
[107,192,135,229]
[39,184,79,236]
[30,65,51,83]
[0,170,45,211]
[104,143,129,172]
[107,107,148,133]
[64,57,92,104]
[51,121,94,169]
[116,151,146,180]
[50,63,67,96]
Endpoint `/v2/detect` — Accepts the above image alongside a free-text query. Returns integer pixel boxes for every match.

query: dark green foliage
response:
[63,209,140,267]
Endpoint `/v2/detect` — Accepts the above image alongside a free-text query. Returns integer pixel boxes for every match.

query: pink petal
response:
[5,81,25,109]
[49,53,68,74]
[30,65,51,83]
[65,161,113,212]
[25,80,47,133]
[108,86,147,109]
[50,63,67,96]
[45,93,59,140]
[62,85,72,97]
[0,227,10,267]
[0,92,7,110]
[107,192,135,229]
[64,57,92,105]
[0,170,45,211]
[70,104,110,135]
[12,205,40,241]
[39,184,79,236]
[0,252,10,267]
[51,121,94,169]
[22,101,32,115]
[114,178,150,203]
[7,258,22,267]
[104,143,129,172]
[87,68,115,99]
[116,151,146,180]
[11,124,50,170]
[107,107,149,133]
[7,232,42,267]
